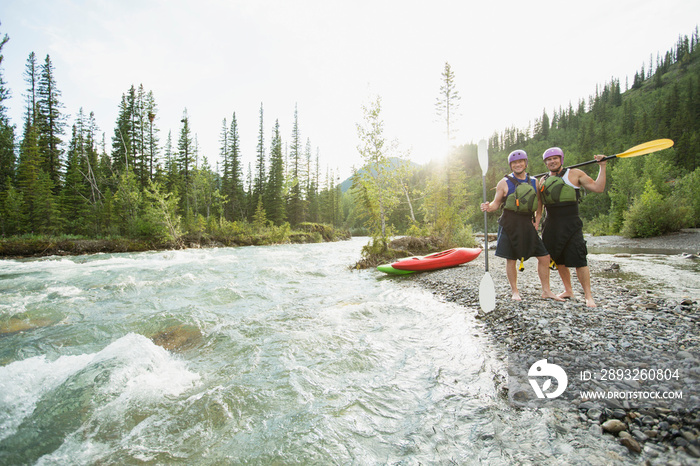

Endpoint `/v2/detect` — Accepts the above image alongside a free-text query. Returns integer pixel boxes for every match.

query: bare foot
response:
[585,297,597,308]
[557,292,574,300]
[511,291,522,301]
[542,291,565,302]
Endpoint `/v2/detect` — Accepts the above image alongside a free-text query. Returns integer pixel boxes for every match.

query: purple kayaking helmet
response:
[542,147,564,165]
[508,149,528,166]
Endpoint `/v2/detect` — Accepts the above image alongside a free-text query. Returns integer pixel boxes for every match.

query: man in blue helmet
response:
[481,150,563,302]
[539,147,606,307]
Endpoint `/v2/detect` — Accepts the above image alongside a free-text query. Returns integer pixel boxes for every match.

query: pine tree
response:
[113,169,141,237]
[17,56,49,234]
[23,52,39,126]
[287,104,303,225]
[61,112,92,234]
[144,89,159,183]
[253,102,266,206]
[265,119,285,225]
[322,167,342,227]
[302,137,313,222]
[252,195,267,231]
[110,84,157,184]
[33,169,60,234]
[622,100,635,136]
[36,54,64,190]
[226,113,245,220]
[0,181,25,235]
[191,157,221,222]
[161,130,179,204]
[84,111,104,223]
[16,121,42,232]
[611,78,622,106]
[16,120,59,233]
[540,108,550,139]
[111,93,132,173]
[435,61,460,145]
[319,167,332,224]
[219,117,230,213]
[96,132,114,203]
[134,84,147,186]
[177,108,194,214]
[59,109,104,236]
[0,26,15,193]
[435,61,461,207]
[245,162,253,219]
[307,147,320,223]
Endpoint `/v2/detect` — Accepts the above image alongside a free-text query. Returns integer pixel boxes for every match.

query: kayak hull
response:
[391,247,482,272]
[376,264,415,275]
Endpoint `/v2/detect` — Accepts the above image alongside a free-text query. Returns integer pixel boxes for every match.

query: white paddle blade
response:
[479,272,496,313]
[477,139,489,175]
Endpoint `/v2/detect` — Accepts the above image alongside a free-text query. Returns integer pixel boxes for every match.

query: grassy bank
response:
[0,223,351,259]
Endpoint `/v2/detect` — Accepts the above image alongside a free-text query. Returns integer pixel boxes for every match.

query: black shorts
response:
[551,228,588,268]
[541,213,588,268]
[495,225,549,261]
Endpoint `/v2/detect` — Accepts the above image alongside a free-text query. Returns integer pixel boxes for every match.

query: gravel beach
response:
[407,229,700,464]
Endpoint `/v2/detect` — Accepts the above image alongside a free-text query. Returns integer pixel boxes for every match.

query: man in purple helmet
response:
[539,147,606,307]
[481,150,563,302]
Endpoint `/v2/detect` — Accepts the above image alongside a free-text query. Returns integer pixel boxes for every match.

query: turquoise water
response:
[0,238,628,464]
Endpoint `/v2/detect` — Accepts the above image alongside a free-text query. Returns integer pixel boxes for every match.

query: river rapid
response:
[0,238,634,465]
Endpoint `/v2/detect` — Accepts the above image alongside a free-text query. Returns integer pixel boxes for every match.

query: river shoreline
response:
[409,230,700,464]
[0,225,352,259]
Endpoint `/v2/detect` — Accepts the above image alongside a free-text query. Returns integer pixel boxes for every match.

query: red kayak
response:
[391,248,482,272]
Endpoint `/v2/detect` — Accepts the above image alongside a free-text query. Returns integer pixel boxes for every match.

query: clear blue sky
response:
[2,0,699,179]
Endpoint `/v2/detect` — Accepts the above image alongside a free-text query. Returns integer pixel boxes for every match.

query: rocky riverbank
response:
[408,230,700,465]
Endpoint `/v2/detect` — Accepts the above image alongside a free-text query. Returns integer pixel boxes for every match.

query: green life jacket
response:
[503,174,537,214]
[540,169,580,206]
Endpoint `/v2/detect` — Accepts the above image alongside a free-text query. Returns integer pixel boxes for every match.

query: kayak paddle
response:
[534,138,674,178]
[478,139,496,314]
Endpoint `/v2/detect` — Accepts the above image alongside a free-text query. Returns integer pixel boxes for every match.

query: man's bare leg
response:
[576,266,596,307]
[537,255,565,301]
[556,264,575,299]
[506,259,521,301]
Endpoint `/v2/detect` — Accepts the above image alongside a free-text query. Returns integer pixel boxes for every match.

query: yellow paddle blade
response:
[616,139,674,158]
[533,138,675,178]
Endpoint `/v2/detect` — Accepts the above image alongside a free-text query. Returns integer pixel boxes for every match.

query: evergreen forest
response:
[1,26,699,256]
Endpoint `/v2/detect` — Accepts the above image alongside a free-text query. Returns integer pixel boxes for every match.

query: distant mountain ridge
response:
[339,157,422,193]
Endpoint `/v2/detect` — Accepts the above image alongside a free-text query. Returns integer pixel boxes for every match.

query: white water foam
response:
[0,333,200,445]
[0,352,96,441]
[92,333,201,403]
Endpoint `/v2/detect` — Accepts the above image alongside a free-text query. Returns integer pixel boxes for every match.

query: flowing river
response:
[0,238,632,465]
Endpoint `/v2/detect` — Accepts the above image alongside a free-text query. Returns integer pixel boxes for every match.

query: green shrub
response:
[607,161,642,233]
[621,179,689,238]
[310,231,324,243]
[269,222,291,243]
[584,213,613,236]
[672,168,700,227]
[405,222,429,238]
[451,224,479,248]
[348,227,369,236]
